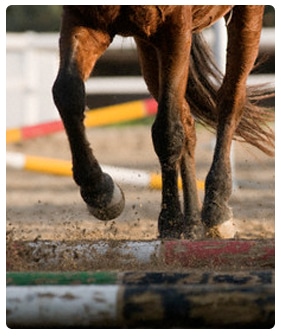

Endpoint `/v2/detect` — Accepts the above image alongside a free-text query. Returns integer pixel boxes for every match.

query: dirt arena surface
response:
[6,124,274,271]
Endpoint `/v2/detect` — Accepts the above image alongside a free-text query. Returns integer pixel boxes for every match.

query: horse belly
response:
[116,5,177,37]
[191,5,232,32]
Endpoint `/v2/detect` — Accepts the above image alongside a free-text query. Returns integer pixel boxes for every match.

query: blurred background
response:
[6,5,275,129]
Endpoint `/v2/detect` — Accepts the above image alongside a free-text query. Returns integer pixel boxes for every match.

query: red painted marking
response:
[22,121,64,140]
[164,240,275,268]
[8,99,157,142]
[143,98,158,116]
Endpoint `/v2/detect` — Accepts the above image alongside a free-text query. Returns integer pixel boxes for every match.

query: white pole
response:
[213,19,237,190]
[7,285,119,327]
[213,19,227,73]
[23,32,40,126]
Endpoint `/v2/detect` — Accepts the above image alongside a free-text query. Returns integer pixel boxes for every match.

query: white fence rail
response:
[6,26,274,128]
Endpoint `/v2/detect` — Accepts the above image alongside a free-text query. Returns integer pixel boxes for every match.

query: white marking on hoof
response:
[87,183,125,221]
[206,218,237,239]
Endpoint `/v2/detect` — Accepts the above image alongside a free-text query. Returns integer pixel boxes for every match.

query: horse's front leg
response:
[52,18,125,220]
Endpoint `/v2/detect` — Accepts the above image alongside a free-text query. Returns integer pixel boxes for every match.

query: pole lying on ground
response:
[6,270,274,328]
[6,98,157,143]
[7,240,275,327]
[6,272,275,328]
[6,151,205,190]
[8,239,274,270]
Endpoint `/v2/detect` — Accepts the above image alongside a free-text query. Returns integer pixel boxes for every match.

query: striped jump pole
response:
[6,98,157,143]
[8,239,274,270]
[6,270,274,328]
[6,151,205,190]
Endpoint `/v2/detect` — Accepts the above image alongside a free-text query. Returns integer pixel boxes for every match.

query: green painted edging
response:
[7,270,274,287]
[6,271,118,286]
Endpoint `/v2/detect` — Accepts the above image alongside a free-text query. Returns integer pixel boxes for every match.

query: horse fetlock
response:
[205,165,232,202]
[202,199,233,224]
[80,173,125,221]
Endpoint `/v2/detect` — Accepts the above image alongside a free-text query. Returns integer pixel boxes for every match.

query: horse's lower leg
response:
[202,120,236,238]
[150,9,203,238]
[180,106,203,238]
[152,110,185,238]
[137,10,202,239]
[136,37,184,238]
[202,5,264,238]
[154,101,202,239]
[52,21,124,220]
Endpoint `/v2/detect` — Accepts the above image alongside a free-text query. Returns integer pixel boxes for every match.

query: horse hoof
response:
[87,183,125,221]
[206,218,237,239]
[158,210,184,239]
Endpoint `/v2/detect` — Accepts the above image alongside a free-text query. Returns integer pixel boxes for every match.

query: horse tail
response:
[187,32,275,156]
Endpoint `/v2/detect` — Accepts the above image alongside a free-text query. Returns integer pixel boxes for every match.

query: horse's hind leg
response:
[202,6,264,238]
[136,8,202,239]
[135,38,184,238]
[52,13,125,220]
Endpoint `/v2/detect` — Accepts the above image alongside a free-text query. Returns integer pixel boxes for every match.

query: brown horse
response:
[52,5,274,239]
